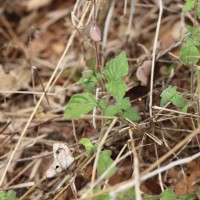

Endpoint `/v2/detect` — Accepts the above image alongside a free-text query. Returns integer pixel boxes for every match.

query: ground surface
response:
[0,0,200,199]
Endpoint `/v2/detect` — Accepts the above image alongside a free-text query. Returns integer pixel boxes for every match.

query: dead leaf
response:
[160,21,187,50]
[136,60,152,86]
[0,64,31,96]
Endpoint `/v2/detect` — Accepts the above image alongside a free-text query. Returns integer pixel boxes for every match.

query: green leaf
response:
[185,25,193,33]
[105,105,121,116]
[122,108,141,122]
[93,144,98,152]
[161,189,176,200]
[119,97,131,110]
[78,70,97,92]
[179,194,194,200]
[192,27,200,44]
[99,98,106,110]
[64,93,97,119]
[185,27,200,46]
[79,188,111,200]
[181,104,189,112]
[116,188,136,200]
[93,193,111,200]
[86,57,96,71]
[160,86,189,112]
[80,138,94,151]
[103,51,129,82]
[160,86,177,107]
[97,150,117,178]
[197,187,200,199]
[0,191,6,200]
[171,94,187,109]
[197,3,200,19]
[96,73,103,81]
[165,64,174,74]
[6,190,16,200]
[93,188,111,200]
[144,194,159,200]
[105,79,127,102]
[179,44,199,65]
[182,0,195,12]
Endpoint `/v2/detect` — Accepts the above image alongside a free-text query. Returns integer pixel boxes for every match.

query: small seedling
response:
[64,51,141,122]
[160,86,189,112]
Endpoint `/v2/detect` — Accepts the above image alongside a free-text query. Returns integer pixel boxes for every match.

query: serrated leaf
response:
[160,87,189,112]
[161,189,176,200]
[185,37,192,44]
[171,94,187,108]
[179,44,199,65]
[105,105,121,116]
[122,108,141,122]
[80,138,94,151]
[64,93,97,119]
[116,188,136,200]
[119,97,131,110]
[160,86,177,107]
[193,27,200,43]
[185,27,200,45]
[182,0,195,12]
[97,150,117,178]
[105,79,127,102]
[103,51,129,82]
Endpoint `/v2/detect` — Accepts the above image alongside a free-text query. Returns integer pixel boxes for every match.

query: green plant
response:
[180,0,200,65]
[161,189,176,200]
[64,51,140,122]
[0,190,16,200]
[197,187,200,200]
[160,86,189,112]
[80,138,117,178]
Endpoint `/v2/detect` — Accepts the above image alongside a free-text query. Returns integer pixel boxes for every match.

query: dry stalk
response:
[19,176,47,200]
[149,0,163,117]
[90,117,118,187]
[5,160,37,187]
[77,125,200,200]
[129,129,142,200]
[0,1,92,186]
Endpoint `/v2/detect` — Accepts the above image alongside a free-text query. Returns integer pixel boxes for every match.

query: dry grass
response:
[0,0,200,199]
